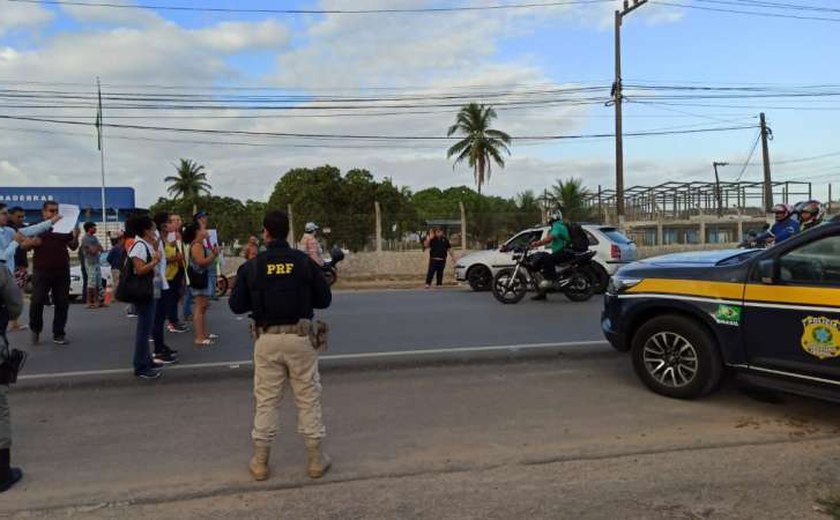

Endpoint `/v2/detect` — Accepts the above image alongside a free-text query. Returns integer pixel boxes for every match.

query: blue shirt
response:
[770,218,800,244]
[0,219,55,273]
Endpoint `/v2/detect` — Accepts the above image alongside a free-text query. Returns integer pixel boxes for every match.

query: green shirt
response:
[549,221,570,253]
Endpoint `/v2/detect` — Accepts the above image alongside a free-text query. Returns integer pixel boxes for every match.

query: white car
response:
[454,224,637,292]
[70,252,113,301]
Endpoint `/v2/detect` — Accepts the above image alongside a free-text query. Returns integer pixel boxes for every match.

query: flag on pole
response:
[94,84,103,150]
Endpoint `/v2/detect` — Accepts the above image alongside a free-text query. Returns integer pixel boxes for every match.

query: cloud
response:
[0,2,54,36]
[192,20,291,53]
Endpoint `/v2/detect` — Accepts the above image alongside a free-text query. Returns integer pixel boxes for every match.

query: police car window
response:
[779,234,840,286]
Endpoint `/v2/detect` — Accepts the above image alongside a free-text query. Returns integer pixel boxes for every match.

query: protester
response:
[125,215,163,380]
[229,210,333,481]
[122,232,138,319]
[81,222,105,309]
[423,227,456,289]
[183,223,219,347]
[0,262,24,492]
[106,233,126,297]
[150,213,178,365]
[193,210,219,301]
[242,235,259,261]
[165,215,188,333]
[7,207,34,332]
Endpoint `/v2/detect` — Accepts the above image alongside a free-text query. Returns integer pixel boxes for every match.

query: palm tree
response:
[446,103,512,195]
[164,159,212,200]
[550,178,591,222]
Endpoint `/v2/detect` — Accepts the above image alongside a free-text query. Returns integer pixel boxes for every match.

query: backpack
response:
[567,222,589,253]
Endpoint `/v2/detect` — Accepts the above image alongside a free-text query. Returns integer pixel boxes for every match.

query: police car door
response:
[741,227,840,384]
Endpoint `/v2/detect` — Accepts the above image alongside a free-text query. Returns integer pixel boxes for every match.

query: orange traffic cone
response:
[103,285,113,306]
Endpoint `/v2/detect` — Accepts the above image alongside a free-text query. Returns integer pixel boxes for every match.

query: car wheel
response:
[467,266,492,292]
[631,315,723,399]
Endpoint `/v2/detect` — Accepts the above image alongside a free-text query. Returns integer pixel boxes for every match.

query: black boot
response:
[0,448,23,493]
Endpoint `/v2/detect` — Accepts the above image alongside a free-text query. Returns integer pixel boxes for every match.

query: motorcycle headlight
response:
[608,276,642,294]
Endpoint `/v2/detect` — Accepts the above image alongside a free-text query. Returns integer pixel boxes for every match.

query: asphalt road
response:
[4,358,840,519]
[11,289,606,376]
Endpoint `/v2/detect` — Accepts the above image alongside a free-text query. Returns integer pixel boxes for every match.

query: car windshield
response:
[599,227,633,245]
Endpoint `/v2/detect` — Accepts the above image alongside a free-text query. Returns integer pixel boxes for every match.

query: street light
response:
[613,0,648,229]
[713,161,729,217]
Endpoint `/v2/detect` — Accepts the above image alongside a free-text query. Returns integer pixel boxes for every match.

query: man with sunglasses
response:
[28,201,79,346]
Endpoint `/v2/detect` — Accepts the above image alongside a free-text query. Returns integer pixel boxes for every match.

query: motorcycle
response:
[491,246,596,304]
[322,247,345,286]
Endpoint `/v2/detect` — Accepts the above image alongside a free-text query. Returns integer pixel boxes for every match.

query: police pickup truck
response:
[602,220,840,401]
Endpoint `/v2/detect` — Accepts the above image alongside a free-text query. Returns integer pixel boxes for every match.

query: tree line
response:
[151,160,593,252]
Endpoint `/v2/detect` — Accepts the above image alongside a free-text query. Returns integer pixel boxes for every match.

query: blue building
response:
[0,187,136,224]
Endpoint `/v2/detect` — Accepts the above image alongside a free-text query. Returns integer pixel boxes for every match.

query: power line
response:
[7,0,614,15]
[734,131,761,181]
[653,0,840,22]
[0,113,757,141]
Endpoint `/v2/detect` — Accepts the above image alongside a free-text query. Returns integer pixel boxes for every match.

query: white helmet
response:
[549,208,563,221]
[304,222,319,233]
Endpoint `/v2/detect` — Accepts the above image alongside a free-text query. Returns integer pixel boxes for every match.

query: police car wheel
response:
[631,315,723,400]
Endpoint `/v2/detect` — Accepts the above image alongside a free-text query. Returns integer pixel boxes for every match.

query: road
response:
[3,357,839,519]
[12,289,606,376]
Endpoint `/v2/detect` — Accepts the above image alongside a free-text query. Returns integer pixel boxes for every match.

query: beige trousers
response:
[252,333,325,446]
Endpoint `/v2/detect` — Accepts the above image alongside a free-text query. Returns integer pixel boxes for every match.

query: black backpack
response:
[567,222,590,252]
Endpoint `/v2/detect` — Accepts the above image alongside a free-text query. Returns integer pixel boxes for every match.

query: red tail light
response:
[610,244,621,260]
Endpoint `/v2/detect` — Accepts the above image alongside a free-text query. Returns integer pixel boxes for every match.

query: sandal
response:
[194,339,215,347]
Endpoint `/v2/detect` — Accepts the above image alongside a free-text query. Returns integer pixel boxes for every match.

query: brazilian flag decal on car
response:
[712,304,742,326]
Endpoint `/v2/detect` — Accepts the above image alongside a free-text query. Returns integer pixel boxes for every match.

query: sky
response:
[1,0,838,207]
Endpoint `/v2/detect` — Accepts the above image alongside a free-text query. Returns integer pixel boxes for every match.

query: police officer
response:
[229,210,332,481]
[0,261,24,492]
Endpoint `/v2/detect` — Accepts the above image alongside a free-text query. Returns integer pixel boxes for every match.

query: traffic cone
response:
[104,285,113,305]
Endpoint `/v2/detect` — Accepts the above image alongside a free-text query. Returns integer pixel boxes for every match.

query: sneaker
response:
[163,347,180,356]
[52,336,69,346]
[167,323,188,334]
[135,369,161,380]
[153,353,179,365]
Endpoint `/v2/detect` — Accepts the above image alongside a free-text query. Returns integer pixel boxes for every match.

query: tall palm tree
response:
[446,103,512,195]
[164,159,212,200]
[550,177,591,222]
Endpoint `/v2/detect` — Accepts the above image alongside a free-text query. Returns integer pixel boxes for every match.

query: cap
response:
[194,210,209,220]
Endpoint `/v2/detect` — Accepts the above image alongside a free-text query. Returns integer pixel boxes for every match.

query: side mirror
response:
[757,258,776,284]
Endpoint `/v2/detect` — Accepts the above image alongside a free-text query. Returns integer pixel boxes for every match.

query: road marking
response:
[19,340,611,381]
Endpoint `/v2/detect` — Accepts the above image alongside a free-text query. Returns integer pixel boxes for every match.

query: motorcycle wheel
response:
[492,268,529,304]
[323,268,337,286]
[564,271,594,302]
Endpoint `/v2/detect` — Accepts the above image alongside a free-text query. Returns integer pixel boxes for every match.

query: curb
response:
[14,341,618,392]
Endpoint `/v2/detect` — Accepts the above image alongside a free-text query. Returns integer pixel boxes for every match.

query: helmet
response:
[304,222,319,233]
[799,200,823,221]
[548,208,563,221]
[772,203,791,221]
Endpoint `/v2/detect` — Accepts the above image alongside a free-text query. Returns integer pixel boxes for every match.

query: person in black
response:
[29,201,80,346]
[229,210,332,481]
[423,227,456,289]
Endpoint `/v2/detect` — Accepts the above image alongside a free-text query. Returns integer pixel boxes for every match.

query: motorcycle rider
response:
[798,200,824,231]
[299,222,325,267]
[529,209,573,301]
[756,203,800,245]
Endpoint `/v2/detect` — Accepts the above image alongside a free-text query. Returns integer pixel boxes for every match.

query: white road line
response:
[19,340,610,381]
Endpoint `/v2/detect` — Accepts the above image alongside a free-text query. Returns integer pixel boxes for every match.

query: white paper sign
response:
[167,231,176,243]
[208,229,219,247]
[52,204,80,234]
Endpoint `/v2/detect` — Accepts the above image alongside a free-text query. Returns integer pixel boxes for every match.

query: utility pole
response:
[712,161,728,217]
[613,0,647,229]
[759,112,773,213]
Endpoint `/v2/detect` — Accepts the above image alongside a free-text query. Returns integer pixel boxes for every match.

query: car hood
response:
[641,249,752,267]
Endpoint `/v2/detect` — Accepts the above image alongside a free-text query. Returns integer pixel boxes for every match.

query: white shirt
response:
[154,230,169,291]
